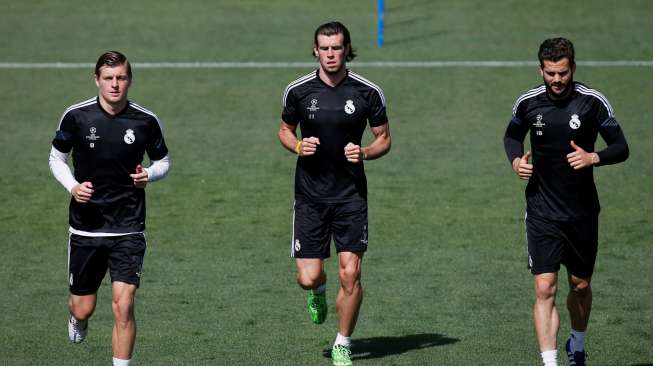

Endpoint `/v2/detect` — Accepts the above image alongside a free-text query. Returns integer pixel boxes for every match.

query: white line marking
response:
[1,61,652,69]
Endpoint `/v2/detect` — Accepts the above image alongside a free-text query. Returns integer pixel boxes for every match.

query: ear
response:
[94,75,100,88]
[313,47,318,57]
[538,66,544,77]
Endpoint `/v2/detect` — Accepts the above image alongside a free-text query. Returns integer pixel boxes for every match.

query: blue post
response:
[377,0,384,47]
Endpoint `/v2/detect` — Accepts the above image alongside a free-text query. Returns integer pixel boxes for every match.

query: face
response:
[95,63,131,106]
[540,58,575,97]
[314,33,348,75]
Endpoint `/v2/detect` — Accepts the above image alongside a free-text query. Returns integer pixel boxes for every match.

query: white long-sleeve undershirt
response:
[49,147,78,193]
[144,154,170,182]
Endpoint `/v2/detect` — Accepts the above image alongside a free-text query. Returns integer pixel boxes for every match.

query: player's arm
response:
[567,105,629,169]
[50,112,94,203]
[595,118,629,166]
[278,121,319,157]
[130,155,170,188]
[344,122,391,163]
[136,117,171,187]
[504,112,532,179]
[49,146,94,203]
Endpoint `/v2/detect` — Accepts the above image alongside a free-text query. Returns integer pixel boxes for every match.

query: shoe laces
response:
[71,317,87,331]
[334,345,351,357]
[309,293,321,307]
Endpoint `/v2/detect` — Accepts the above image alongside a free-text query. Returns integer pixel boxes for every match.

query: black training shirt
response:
[282,69,388,202]
[504,82,628,221]
[52,97,168,233]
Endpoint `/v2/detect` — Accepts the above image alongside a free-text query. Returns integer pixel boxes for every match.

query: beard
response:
[545,78,574,100]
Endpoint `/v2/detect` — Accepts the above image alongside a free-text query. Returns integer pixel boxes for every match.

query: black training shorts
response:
[526,214,598,278]
[291,200,368,259]
[68,233,146,295]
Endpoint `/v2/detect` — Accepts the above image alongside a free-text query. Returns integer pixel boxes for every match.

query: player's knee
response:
[70,298,95,320]
[570,280,591,295]
[534,281,556,301]
[70,305,94,320]
[338,266,361,287]
[111,298,135,323]
[296,273,321,290]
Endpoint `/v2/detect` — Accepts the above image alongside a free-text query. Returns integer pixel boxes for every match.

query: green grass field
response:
[1,1,652,365]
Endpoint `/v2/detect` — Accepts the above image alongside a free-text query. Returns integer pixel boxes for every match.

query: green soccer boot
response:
[331,344,353,366]
[306,289,327,324]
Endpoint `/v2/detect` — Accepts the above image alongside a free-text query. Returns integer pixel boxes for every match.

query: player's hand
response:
[71,181,94,203]
[512,151,533,180]
[567,141,599,170]
[298,137,320,156]
[344,142,365,163]
[130,165,149,188]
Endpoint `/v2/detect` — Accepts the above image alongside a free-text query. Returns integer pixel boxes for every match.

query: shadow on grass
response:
[322,333,459,360]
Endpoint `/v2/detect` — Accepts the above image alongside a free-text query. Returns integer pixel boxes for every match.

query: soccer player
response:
[278,21,391,366]
[504,38,628,366]
[49,51,170,366]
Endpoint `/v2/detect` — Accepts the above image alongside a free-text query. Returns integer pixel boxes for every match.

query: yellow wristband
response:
[294,140,302,155]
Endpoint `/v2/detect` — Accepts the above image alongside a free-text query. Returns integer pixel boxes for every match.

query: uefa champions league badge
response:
[569,114,581,130]
[344,100,355,115]
[123,129,136,144]
[85,126,101,148]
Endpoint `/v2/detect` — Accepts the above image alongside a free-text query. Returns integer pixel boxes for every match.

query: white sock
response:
[541,349,557,366]
[112,357,132,366]
[570,329,585,352]
[334,333,351,347]
[313,283,326,294]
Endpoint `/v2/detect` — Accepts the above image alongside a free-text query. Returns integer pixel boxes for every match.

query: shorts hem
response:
[293,253,331,259]
[111,278,141,288]
[530,266,560,275]
[335,246,367,254]
[69,288,99,296]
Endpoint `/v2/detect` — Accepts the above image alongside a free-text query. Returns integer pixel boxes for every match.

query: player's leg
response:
[292,201,330,324]
[563,216,597,365]
[331,200,367,366]
[67,234,107,343]
[565,274,591,365]
[335,251,363,337]
[533,272,559,353]
[330,251,362,366]
[526,214,564,365]
[107,234,146,365]
[68,294,96,343]
[296,258,328,324]
[566,274,592,332]
[111,281,137,364]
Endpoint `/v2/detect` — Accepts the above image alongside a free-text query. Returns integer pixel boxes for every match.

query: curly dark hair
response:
[538,38,575,67]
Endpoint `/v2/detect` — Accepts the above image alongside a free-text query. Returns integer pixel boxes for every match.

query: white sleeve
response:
[144,154,170,182]
[49,146,78,193]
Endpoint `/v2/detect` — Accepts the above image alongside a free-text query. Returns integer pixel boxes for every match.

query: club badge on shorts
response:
[344,100,355,115]
[569,114,581,130]
[124,129,136,144]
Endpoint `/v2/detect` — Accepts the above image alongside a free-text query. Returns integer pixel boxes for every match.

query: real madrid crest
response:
[569,114,581,130]
[124,129,136,144]
[344,100,355,115]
